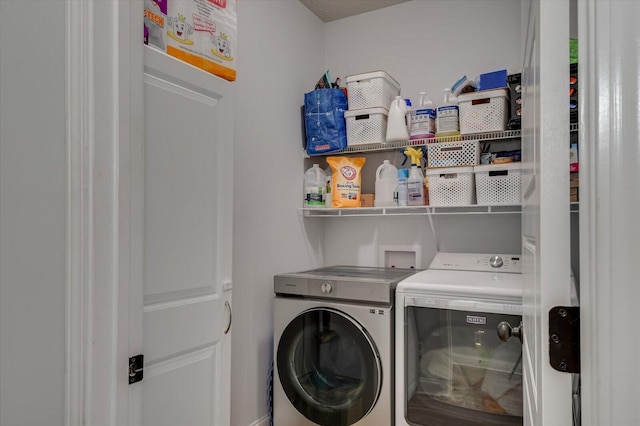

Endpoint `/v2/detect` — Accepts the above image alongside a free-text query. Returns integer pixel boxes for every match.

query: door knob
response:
[497,320,523,344]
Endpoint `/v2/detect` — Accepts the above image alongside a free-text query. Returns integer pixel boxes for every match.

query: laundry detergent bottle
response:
[396,168,409,207]
[436,88,460,138]
[304,164,326,207]
[386,96,410,142]
[410,92,436,140]
[374,160,398,207]
[404,147,425,206]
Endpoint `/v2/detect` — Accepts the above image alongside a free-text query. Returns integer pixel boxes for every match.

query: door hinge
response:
[549,306,580,374]
[129,354,144,384]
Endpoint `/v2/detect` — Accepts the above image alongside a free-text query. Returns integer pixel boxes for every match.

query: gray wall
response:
[231,1,326,425]
[0,1,67,425]
[325,0,523,110]
[322,0,523,267]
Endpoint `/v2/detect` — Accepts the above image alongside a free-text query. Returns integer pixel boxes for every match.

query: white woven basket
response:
[458,88,509,135]
[426,166,476,206]
[345,71,401,110]
[427,140,479,168]
[474,163,522,205]
[344,107,388,146]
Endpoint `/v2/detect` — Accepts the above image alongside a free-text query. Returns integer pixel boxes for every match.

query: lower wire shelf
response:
[299,203,578,218]
[299,204,522,217]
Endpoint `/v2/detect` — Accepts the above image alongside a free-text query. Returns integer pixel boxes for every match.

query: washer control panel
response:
[429,253,522,273]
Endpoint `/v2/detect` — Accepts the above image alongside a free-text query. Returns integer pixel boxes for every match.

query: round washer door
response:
[277,307,382,426]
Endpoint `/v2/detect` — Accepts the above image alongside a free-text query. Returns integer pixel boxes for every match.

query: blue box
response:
[479,69,508,91]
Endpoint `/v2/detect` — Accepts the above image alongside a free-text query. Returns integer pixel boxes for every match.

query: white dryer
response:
[395,253,525,426]
[273,266,418,426]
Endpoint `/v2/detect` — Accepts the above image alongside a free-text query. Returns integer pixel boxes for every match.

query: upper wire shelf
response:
[307,124,578,157]
[307,129,522,157]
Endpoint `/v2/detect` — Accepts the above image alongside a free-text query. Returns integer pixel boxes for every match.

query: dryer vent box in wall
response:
[380,245,421,269]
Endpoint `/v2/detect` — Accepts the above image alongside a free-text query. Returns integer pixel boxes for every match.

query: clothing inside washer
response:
[291,310,369,409]
[298,330,365,406]
[419,343,522,416]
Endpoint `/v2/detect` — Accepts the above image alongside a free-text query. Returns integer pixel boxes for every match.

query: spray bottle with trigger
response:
[404,147,425,206]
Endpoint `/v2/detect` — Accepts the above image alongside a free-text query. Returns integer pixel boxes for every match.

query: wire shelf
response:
[300,202,579,217]
[299,204,522,217]
[306,130,522,157]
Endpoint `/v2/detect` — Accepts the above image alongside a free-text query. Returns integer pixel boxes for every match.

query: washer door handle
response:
[497,320,523,344]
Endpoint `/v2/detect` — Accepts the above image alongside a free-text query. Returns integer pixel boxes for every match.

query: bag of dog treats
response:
[327,157,366,208]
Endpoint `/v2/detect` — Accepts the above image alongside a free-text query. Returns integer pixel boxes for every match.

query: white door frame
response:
[65,0,93,423]
[520,0,573,424]
[578,1,640,425]
[66,0,143,425]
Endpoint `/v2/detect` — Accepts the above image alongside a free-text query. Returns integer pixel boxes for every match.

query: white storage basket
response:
[426,166,476,206]
[427,140,479,168]
[474,163,522,205]
[458,88,509,135]
[345,71,401,110]
[344,107,388,146]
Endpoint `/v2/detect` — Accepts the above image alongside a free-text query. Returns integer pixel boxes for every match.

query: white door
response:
[520,0,574,425]
[132,45,234,426]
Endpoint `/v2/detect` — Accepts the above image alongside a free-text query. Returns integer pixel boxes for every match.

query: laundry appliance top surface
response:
[397,253,523,300]
[281,265,420,281]
[274,265,419,304]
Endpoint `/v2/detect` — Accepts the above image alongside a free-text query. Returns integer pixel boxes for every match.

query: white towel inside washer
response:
[418,343,522,416]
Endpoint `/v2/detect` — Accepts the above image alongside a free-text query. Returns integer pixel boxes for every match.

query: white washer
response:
[273,266,418,426]
[395,253,525,426]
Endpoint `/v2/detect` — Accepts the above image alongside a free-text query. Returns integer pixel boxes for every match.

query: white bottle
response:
[410,92,436,140]
[407,164,425,206]
[324,166,332,208]
[304,164,326,207]
[397,169,409,207]
[386,96,410,142]
[436,88,460,137]
[374,160,398,207]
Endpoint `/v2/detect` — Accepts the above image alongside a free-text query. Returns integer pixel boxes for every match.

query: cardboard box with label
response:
[144,0,237,82]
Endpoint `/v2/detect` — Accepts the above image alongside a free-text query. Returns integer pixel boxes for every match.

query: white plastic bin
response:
[427,140,480,168]
[474,163,522,205]
[345,71,401,110]
[344,107,388,146]
[426,166,476,206]
[458,88,509,135]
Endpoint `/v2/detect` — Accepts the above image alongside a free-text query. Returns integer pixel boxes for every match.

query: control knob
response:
[489,255,504,268]
[321,282,333,294]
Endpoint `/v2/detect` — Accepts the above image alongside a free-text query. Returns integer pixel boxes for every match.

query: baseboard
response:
[247,414,270,426]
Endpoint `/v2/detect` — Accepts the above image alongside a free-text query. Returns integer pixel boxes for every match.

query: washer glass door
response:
[404,304,523,425]
[277,307,381,426]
